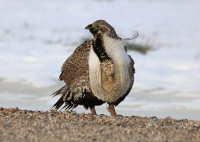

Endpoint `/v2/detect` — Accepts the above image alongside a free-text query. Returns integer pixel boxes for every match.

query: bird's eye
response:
[92,24,97,27]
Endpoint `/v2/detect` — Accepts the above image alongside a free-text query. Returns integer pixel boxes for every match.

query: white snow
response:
[0,0,200,119]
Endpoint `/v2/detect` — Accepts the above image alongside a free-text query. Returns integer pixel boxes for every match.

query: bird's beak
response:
[85,24,92,29]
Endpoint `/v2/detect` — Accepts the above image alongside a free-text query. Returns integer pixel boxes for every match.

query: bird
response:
[51,20,137,115]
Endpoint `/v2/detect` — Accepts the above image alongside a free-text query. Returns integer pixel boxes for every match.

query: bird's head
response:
[85,20,119,39]
[85,20,139,41]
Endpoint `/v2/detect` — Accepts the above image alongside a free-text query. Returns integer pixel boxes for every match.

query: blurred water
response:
[0,0,200,120]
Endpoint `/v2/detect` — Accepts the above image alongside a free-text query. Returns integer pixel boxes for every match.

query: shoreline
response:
[0,107,200,141]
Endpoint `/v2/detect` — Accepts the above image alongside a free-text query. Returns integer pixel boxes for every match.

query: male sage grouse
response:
[52,20,138,115]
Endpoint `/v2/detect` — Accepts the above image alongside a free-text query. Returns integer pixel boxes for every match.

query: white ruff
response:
[89,34,131,103]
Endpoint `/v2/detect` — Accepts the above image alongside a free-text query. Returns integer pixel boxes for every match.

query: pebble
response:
[24,121,29,126]
[141,118,146,122]
[79,112,85,118]
[116,123,120,126]
[147,123,154,127]
[9,108,15,113]
[63,110,68,114]
[14,114,19,118]
[50,109,56,113]
[0,107,4,111]
[163,116,173,123]
[15,107,19,111]
[146,126,150,130]
[0,107,200,142]
[71,111,77,115]
[126,129,132,133]
[27,116,32,119]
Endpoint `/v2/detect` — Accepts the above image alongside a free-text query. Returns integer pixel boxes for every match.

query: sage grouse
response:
[52,20,137,115]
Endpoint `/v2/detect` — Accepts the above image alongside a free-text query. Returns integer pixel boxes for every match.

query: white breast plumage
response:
[89,34,131,103]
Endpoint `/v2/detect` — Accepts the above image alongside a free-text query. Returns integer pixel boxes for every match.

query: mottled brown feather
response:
[59,40,92,85]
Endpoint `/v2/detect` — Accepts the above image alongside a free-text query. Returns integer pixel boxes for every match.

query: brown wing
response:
[52,39,92,110]
[114,55,135,106]
[59,39,92,85]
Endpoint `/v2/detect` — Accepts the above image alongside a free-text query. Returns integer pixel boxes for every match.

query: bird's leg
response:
[107,103,117,116]
[90,107,97,115]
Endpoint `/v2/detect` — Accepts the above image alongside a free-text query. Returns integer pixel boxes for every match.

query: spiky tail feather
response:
[51,85,69,110]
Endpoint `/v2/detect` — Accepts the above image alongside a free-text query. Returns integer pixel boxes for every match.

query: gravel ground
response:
[0,107,200,142]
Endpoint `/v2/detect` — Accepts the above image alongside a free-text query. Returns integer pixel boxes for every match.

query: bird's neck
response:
[93,33,111,63]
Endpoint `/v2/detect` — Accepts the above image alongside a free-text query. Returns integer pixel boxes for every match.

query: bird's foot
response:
[90,107,97,115]
[107,103,117,116]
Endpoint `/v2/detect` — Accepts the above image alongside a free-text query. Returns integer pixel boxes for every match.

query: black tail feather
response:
[52,95,64,110]
[61,104,68,110]
[51,85,77,111]
[66,105,73,110]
